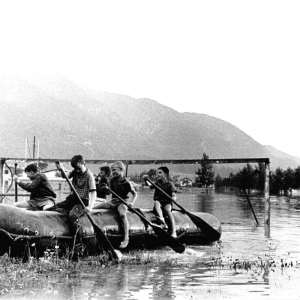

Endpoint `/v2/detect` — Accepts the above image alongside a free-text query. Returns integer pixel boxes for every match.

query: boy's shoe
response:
[119,239,129,249]
[171,232,177,238]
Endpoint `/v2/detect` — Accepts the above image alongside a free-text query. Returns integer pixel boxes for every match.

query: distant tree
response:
[294,166,300,189]
[214,174,223,190]
[194,153,215,188]
[255,162,265,192]
[223,172,235,189]
[270,168,284,194]
[233,164,258,194]
[282,167,294,194]
[211,164,300,196]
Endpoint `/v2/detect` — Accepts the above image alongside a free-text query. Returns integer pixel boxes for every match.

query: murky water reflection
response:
[2,191,300,299]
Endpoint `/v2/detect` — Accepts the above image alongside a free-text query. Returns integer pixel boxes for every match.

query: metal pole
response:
[37,139,40,167]
[15,163,18,202]
[264,162,270,238]
[33,136,36,159]
[0,159,5,196]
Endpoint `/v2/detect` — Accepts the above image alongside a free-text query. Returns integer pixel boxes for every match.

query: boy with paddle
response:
[48,155,97,213]
[93,161,138,249]
[48,155,120,261]
[13,163,56,210]
[143,166,178,238]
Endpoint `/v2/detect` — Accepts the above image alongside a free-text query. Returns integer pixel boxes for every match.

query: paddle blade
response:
[184,211,221,242]
[87,215,120,261]
[151,224,185,253]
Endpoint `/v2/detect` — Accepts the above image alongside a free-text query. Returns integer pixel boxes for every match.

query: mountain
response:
[264,145,300,170]
[0,75,299,171]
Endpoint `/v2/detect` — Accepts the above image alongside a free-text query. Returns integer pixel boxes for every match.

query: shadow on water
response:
[1,190,300,299]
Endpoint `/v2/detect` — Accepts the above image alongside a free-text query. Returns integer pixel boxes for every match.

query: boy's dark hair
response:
[71,155,85,168]
[24,163,38,173]
[100,166,111,176]
[158,166,169,175]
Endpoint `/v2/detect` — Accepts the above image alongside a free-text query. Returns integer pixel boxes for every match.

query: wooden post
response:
[264,162,270,238]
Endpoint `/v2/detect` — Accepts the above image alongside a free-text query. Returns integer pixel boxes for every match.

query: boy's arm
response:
[127,180,138,206]
[15,174,43,192]
[171,183,177,201]
[130,189,138,206]
[85,171,97,212]
[86,190,97,212]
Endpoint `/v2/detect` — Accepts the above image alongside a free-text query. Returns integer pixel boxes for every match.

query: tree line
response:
[131,152,300,195]
[215,163,300,195]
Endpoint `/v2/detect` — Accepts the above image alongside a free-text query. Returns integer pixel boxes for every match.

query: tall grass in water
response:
[0,242,179,296]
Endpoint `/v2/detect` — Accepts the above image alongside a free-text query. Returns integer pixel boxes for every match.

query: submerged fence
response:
[0,157,271,237]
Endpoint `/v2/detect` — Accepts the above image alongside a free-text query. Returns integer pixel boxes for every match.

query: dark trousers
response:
[47,194,88,212]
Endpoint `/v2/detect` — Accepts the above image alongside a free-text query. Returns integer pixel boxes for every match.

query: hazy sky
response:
[1,1,299,157]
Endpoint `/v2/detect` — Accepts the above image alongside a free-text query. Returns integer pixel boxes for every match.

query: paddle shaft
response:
[58,167,88,212]
[56,162,119,261]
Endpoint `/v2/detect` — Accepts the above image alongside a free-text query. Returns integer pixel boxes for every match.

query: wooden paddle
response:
[144,178,221,242]
[106,186,185,254]
[55,161,120,262]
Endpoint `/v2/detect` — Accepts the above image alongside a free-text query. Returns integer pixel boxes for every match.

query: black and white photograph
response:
[0,1,300,299]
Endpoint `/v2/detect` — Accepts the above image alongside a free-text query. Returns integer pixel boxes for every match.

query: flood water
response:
[2,190,300,300]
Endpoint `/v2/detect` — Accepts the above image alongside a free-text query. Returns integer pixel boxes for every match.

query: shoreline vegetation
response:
[1,242,298,297]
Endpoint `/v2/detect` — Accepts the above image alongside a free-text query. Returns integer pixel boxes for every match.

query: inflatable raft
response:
[0,203,221,257]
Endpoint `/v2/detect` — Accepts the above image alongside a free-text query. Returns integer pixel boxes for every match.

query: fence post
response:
[264,162,270,237]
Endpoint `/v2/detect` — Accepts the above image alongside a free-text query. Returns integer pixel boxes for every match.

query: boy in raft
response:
[96,165,111,201]
[93,161,138,249]
[13,163,56,210]
[143,166,177,237]
[48,155,96,213]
